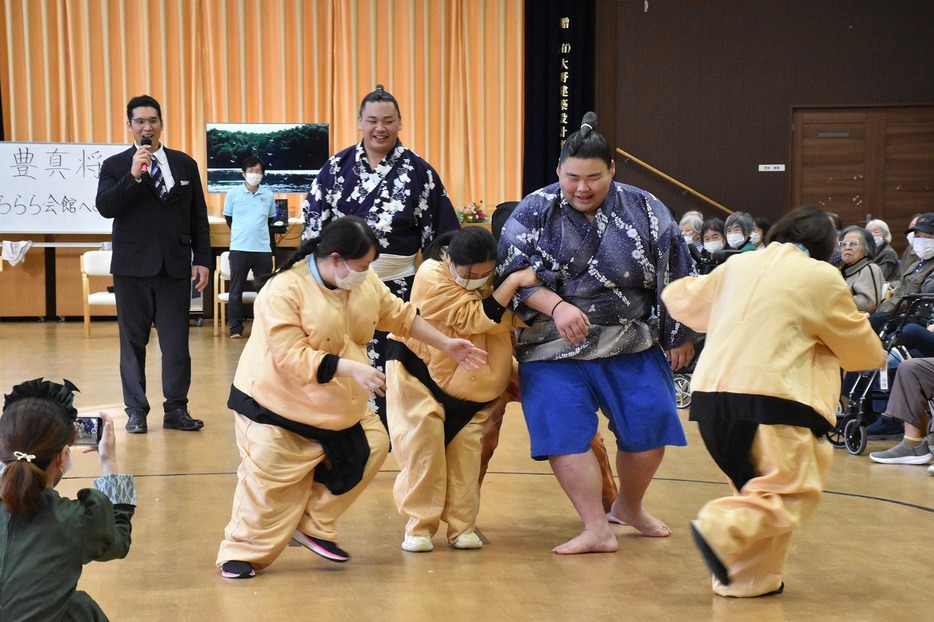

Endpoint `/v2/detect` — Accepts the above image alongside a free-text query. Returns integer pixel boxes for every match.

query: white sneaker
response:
[401,534,433,552]
[451,532,483,550]
[869,440,933,465]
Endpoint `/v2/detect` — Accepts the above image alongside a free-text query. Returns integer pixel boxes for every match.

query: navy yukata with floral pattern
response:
[302,141,460,423]
[496,181,696,363]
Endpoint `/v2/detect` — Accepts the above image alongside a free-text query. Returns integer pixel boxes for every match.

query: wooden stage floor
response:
[2,320,932,621]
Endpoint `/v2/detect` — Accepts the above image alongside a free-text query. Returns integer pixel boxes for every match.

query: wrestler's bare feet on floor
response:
[553,526,619,555]
[608,502,671,537]
[605,512,628,526]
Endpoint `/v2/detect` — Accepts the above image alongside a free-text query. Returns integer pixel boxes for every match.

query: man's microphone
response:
[140,136,152,174]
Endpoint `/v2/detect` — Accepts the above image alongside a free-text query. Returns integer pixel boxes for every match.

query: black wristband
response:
[551,300,564,316]
[482,295,507,323]
[316,354,340,383]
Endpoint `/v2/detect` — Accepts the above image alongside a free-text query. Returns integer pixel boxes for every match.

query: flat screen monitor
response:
[206,123,329,194]
[271,199,289,233]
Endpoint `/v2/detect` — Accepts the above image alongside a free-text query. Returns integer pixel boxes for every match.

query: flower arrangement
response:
[456,201,487,223]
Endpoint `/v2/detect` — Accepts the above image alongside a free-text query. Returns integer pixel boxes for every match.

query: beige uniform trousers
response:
[696,423,833,597]
[387,360,494,542]
[216,411,389,569]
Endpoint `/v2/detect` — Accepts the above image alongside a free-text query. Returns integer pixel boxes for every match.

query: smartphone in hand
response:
[73,416,103,446]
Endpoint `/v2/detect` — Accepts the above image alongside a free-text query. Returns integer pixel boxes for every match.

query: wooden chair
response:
[81,250,116,338]
[214,251,258,336]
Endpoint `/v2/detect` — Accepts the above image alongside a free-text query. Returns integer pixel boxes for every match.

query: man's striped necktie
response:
[150,154,168,199]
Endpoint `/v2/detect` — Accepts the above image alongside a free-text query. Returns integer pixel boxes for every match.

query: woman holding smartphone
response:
[0,378,136,620]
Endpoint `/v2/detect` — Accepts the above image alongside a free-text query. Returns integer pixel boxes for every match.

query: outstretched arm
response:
[409,314,487,369]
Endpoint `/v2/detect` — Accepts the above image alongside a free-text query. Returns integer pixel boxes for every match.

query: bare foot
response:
[553,526,619,555]
[610,503,671,537]
[605,512,629,526]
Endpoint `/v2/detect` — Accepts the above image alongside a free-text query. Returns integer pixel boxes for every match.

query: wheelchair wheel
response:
[844,418,868,455]
[674,374,692,409]
[826,400,847,448]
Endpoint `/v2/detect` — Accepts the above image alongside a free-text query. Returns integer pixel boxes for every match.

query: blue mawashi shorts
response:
[518,346,686,459]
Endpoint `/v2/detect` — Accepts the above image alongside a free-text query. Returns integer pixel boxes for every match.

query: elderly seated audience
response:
[869,213,934,334]
[723,212,758,252]
[894,214,923,284]
[752,216,770,250]
[680,212,704,252]
[868,357,934,472]
[839,226,884,314]
[866,218,900,281]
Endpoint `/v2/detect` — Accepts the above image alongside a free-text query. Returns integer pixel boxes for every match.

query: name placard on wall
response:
[0,142,128,234]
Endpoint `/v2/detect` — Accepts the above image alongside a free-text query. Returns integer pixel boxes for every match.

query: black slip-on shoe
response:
[221,560,255,579]
[691,521,731,586]
[292,530,350,563]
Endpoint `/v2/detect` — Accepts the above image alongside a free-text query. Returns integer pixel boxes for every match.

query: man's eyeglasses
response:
[131,117,161,127]
[837,241,861,249]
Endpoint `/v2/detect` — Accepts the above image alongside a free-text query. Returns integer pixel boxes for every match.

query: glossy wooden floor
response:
[2,320,933,621]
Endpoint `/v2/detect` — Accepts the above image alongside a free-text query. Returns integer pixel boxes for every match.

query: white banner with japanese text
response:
[0,142,127,234]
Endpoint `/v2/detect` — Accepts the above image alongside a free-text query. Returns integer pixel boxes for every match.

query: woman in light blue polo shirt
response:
[223,155,277,338]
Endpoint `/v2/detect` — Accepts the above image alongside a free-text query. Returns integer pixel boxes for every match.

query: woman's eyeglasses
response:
[837,241,861,249]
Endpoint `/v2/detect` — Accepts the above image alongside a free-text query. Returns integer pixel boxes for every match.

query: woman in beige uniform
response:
[387,226,537,552]
[216,216,486,579]
[662,206,884,597]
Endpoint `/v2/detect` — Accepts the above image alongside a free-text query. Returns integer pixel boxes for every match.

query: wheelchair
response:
[672,338,704,410]
[673,373,692,409]
[673,246,745,409]
[827,293,934,455]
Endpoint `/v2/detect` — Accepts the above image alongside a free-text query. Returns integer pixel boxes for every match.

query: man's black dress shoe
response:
[163,408,205,431]
[126,409,148,434]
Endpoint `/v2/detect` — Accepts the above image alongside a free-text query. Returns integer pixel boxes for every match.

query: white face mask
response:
[873,235,884,248]
[245,172,263,187]
[682,234,695,246]
[749,232,762,245]
[449,263,489,291]
[704,240,724,253]
[334,259,369,290]
[726,233,745,249]
[907,232,915,244]
[911,237,934,260]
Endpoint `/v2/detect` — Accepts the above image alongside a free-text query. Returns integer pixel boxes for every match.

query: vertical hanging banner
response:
[523,0,596,196]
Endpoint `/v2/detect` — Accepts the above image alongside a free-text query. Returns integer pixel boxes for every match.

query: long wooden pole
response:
[616,148,733,216]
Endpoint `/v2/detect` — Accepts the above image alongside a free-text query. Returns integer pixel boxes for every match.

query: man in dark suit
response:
[96,95,211,434]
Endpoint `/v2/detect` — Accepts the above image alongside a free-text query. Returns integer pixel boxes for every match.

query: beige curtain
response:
[0,0,524,215]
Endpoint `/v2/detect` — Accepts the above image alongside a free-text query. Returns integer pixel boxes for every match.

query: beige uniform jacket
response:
[395,258,517,403]
[233,259,417,430]
[662,243,885,428]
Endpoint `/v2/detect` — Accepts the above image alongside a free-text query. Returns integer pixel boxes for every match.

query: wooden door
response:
[791,106,934,253]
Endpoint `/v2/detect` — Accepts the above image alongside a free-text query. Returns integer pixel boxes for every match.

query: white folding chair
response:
[81,250,116,338]
[214,251,258,336]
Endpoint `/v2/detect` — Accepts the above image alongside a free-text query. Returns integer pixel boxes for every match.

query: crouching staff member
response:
[387,226,538,552]
[663,206,885,597]
[216,216,486,579]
